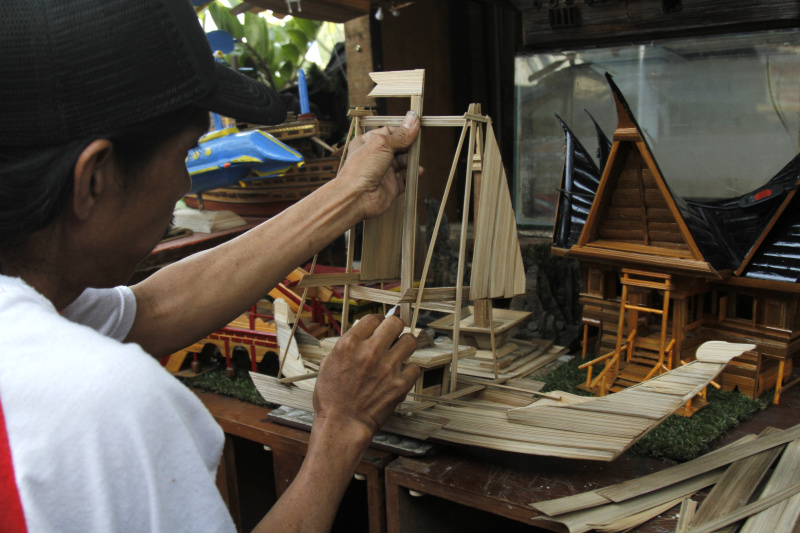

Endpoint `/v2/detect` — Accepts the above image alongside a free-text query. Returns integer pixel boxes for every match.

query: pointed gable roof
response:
[552,114,604,251]
[566,74,722,277]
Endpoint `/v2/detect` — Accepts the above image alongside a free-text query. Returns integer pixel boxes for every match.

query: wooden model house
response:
[553,74,800,407]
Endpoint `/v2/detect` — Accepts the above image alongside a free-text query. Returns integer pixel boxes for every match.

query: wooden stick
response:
[488,302,498,379]
[277,254,317,379]
[457,376,564,401]
[277,372,319,384]
[404,392,509,412]
[400,91,424,325]
[409,121,470,333]
[341,113,362,334]
[297,272,362,288]
[448,116,477,394]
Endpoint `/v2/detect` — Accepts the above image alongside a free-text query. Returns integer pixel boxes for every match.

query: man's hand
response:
[312,314,421,441]
[338,111,421,220]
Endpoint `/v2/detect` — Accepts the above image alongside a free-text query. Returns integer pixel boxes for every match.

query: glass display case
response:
[514,29,800,227]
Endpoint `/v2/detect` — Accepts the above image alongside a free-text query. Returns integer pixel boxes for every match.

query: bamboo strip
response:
[507,407,652,438]
[675,499,697,533]
[368,69,425,97]
[340,112,363,333]
[277,255,317,379]
[689,482,800,533]
[396,384,485,415]
[449,115,477,393]
[399,286,469,303]
[347,285,402,305]
[594,497,684,533]
[399,89,424,323]
[273,300,316,391]
[433,428,617,461]
[695,341,757,363]
[405,392,509,412]
[532,435,758,516]
[739,437,800,533]
[691,427,783,531]
[358,115,473,127]
[297,272,362,288]
[541,471,721,533]
[277,372,319,384]
[599,424,800,502]
[457,377,561,400]
[409,121,468,332]
[434,408,630,452]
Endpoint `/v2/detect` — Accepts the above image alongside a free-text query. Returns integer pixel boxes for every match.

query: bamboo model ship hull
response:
[250,70,755,461]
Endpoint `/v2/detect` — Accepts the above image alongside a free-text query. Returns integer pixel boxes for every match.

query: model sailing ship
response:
[250,70,755,461]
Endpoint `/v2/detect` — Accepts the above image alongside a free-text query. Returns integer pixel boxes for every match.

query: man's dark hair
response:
[0,105,208,258]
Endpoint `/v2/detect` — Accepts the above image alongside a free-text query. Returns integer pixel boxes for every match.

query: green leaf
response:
[208,1,244,40]
[277,62,295,86]
[281,42,302,65]
[286,29,310,51]
[243,12,271,60]
[291,17,321,41]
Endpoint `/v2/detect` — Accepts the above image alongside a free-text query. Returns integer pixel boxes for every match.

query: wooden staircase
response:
[580,269,675,396]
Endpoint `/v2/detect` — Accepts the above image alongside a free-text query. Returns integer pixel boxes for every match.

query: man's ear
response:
[72,139,115,221]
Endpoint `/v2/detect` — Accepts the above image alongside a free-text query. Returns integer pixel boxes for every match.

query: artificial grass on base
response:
[539,355,771,463]
[177,366,271,407]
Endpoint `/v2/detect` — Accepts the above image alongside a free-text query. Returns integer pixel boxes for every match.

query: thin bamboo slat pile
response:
[250,340,755,461]
[528,424,800,532]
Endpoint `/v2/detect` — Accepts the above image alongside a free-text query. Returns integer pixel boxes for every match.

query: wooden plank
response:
[358,115,474,128]
[344,15,376,108]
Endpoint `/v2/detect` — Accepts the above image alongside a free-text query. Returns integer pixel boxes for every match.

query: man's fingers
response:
[400,361,421,386]
[387,332,418,365]
[368,315,405,348]
[343,314,383,342]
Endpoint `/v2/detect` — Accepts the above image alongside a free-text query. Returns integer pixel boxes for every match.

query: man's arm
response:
[252,314,420,533]
[125,111,420,358]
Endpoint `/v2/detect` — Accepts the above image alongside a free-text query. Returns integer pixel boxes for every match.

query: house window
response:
[732,293,755,321]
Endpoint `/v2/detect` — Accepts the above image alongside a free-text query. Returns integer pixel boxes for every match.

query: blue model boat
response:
[186,127,304,195]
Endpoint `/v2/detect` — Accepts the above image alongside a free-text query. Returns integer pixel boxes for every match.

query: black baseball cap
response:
[0,0,287,147]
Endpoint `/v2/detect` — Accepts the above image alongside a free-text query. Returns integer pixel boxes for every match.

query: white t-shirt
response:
[0,274,235,532]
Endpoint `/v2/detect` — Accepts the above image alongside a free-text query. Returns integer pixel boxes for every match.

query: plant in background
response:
[198,0,332,92]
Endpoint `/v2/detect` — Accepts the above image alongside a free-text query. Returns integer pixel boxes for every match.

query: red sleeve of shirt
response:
[0,394,27,532]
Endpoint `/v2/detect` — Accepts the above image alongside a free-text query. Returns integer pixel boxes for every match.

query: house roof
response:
[553,74,800,283]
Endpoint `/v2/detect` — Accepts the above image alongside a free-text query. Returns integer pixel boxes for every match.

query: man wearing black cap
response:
[0,0,421,531]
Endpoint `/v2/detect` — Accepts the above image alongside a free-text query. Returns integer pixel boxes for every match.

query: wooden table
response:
[194,390,395,533]
[385,447,680,533]
[194,367,800,532]
[384,368,800,533]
